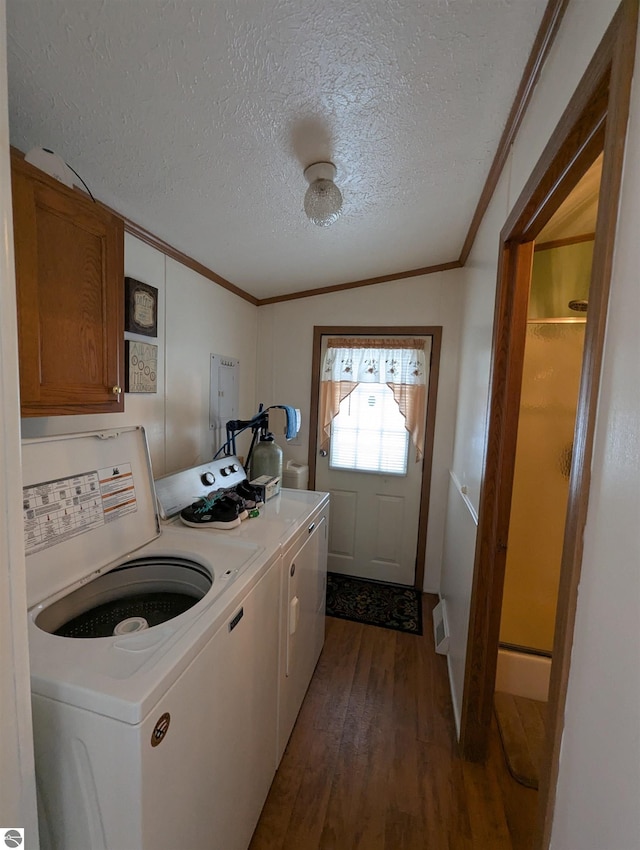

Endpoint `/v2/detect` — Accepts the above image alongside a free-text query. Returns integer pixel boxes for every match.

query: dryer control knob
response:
[201,472,215,486]
[220,466,230,476]
[230,464,239,473]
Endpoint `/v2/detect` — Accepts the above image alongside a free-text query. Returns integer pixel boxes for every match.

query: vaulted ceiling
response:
[7,1,548,300]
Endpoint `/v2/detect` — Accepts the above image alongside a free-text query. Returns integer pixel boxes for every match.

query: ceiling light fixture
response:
[304,162,343,227]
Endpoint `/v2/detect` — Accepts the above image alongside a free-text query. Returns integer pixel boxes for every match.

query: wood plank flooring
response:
[250,594,537,850]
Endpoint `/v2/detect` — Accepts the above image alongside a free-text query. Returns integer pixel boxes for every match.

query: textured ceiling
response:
[7,0,547,299]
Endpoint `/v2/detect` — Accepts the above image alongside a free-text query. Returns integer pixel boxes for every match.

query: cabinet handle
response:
[112,386,122,395]
[308,522,315,534]
[290,563,295,577]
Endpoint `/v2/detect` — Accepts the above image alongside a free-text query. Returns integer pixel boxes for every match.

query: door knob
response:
[318,449,327,457]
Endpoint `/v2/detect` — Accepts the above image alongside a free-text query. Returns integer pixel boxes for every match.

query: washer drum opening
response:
[35,557,213,639]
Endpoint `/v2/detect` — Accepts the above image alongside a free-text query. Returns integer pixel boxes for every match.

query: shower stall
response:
[496,239,592,701]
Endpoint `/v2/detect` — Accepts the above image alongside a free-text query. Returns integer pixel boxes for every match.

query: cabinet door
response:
[11,155,124,415]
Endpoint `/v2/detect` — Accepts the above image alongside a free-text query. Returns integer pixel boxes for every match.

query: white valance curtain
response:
[320,337,431,462]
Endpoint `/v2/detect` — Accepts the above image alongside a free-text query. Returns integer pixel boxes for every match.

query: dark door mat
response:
[494,691,547,789]
[326,572,423,635]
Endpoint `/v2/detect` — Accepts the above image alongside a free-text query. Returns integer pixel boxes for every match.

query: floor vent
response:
[432,599,449,655]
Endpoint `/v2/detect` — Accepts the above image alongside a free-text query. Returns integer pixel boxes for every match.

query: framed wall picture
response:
[125,340,158,393]
[125,277,158,337]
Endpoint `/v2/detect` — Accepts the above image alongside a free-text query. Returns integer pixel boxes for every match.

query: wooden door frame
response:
[458,1,637,848]
[307,325,442,590]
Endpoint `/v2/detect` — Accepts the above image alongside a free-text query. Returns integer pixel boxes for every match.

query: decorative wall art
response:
[125,340,158,393]
[124,277,158,337]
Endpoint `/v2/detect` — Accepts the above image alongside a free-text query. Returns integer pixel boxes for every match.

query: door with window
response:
[315,335,432,586]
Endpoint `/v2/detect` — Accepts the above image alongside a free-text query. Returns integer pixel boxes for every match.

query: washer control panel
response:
[155,456,247,519]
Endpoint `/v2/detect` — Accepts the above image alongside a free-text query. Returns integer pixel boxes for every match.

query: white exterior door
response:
[315,337,430,586]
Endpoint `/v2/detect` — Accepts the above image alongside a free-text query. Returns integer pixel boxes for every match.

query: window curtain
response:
[320,337,431,462]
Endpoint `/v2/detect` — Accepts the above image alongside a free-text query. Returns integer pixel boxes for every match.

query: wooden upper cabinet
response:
[11,152,125,416]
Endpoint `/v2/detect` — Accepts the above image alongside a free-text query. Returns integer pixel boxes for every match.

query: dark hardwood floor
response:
[250,594,537,850]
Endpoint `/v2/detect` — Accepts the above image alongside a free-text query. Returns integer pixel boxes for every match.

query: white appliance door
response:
[279,516,326,761]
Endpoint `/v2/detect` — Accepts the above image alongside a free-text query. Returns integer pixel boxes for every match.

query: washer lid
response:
[22,427,160,607]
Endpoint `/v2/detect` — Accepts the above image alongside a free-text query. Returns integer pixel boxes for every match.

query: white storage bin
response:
[282,460,309,490]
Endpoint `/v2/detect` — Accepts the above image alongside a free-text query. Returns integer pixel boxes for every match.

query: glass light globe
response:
[304,179,343,226]
[303,162,343,226]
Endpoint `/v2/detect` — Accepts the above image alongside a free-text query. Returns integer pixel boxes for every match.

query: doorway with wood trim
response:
[493,160,600,794]
[307,326,442,590]
[458,3,637,850]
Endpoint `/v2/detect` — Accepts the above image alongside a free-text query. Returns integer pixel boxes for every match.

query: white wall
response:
[549,20,640,848]
[256,272,464,592]
[439,0,640,846]
[21,236,259,477]
[0,0,39,839]
[164,256,258,473]
[439,159,512,726]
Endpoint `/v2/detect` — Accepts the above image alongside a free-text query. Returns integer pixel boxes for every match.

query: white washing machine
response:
[23,427,283,850]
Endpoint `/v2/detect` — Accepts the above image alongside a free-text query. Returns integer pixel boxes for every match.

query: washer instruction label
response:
[23,463,137,555]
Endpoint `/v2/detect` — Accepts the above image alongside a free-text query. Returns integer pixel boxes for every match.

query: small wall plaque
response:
[125,341,158,393]
[125,277,158,337]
